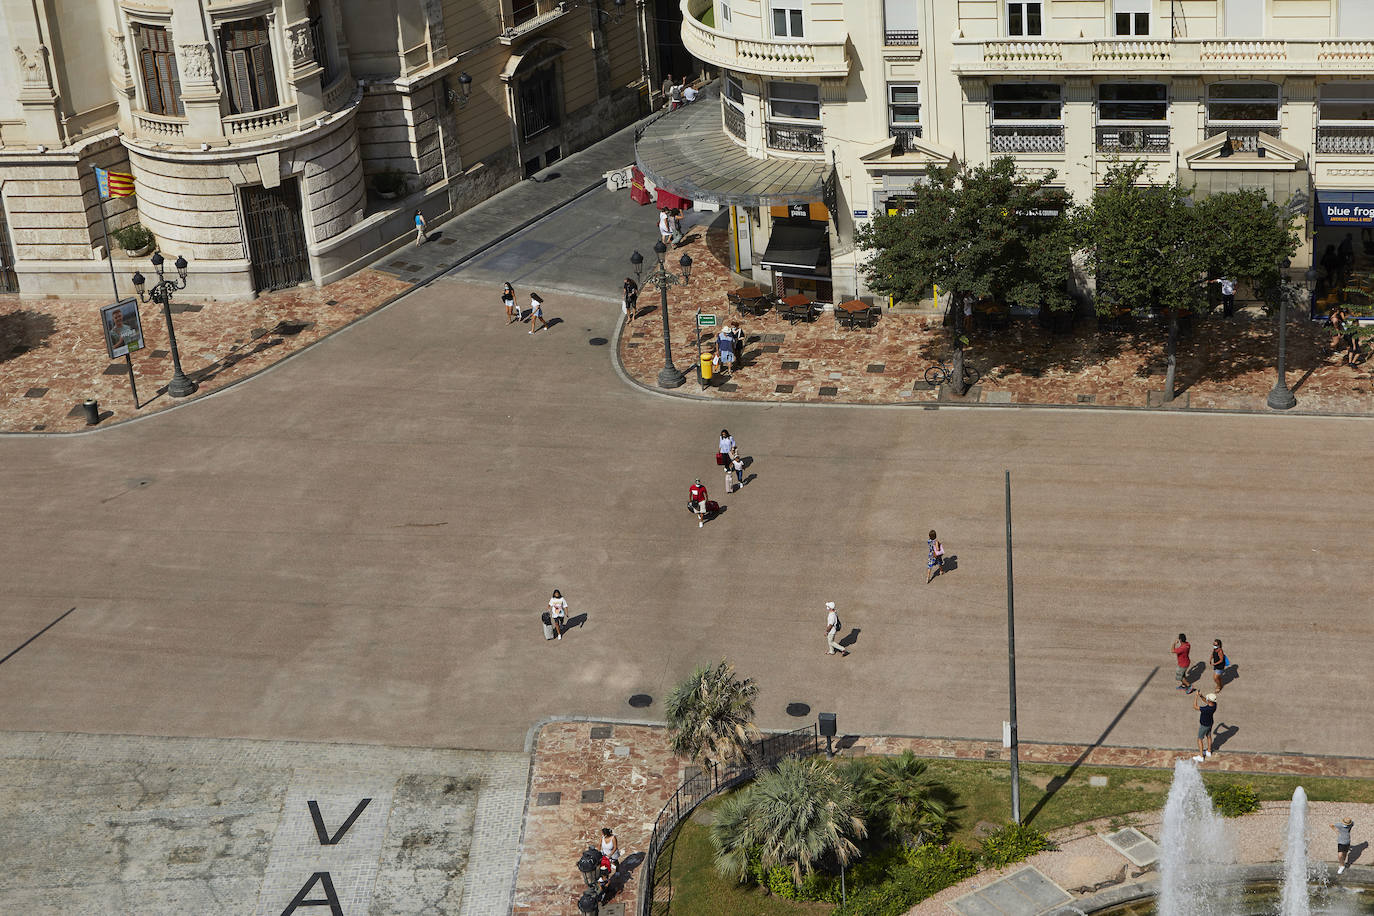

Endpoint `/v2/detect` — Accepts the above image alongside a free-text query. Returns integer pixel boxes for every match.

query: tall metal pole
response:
[1266,288,1297,410]
[1005,470,1021,825]
[95,170,139,408]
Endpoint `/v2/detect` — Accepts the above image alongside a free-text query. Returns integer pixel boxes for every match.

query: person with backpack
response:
[825,602,848,656]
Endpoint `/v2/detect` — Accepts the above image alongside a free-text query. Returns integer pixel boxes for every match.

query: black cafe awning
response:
[759,223,829,272]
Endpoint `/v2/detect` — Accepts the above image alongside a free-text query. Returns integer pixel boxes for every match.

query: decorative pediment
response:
[859,133,956,170]
[1181,131,1306,171]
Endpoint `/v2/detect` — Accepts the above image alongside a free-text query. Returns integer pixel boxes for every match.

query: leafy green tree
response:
[1193,187,1299,310]
[858,751,953,847]
[664,659,760,767]
[711,757,867,888]
[856,157,1076,393]
[1078,162,1209,400]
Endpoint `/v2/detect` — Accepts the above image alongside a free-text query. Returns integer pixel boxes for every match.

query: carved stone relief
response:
[108,30,129,79]
[14,44,50,87]
[179,42,213,84]
[287,22,315,68]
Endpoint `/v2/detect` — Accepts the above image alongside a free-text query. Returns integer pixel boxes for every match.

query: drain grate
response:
[588,337,608,346]
[581,789,604,803]
[819,386,838,396]
[24,387,48,398]
[781,360,800,370]
[628,694,653,708]
[866,364,885,373]
[536,792,561,806]
[590,726,613,739]
[775,383,794,393]
[786,703,811,717]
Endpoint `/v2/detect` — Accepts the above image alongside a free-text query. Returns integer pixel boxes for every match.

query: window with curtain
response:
[767,81,820,120]
[221,18,279,114]
[135,24,184,116]
[1113,0,1149,36]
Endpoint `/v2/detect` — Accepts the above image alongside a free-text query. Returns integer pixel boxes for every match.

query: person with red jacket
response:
[689,478,709,527]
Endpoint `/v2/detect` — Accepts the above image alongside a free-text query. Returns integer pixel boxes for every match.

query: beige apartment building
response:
[640,0,1374,305]
[0,0,651,297]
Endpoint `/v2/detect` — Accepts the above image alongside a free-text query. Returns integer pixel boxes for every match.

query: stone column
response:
[283,0,327,122]
[961,78,989,164]
[1063,76,1094,196]
[1172,76,1204,157]
[13,43,62,146]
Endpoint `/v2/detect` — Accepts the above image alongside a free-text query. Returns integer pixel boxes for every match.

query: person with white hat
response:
[1332,817,1355,874]
[1192,692,1217,761]
[825,602,848,657]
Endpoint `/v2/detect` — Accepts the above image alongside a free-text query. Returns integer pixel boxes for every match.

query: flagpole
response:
[94,166,139,409]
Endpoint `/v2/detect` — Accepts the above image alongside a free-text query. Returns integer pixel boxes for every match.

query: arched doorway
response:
[502,40,568,177]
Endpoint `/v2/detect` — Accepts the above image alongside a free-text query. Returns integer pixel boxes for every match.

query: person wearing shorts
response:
[1172,634,1193,692]
[1193,692,1217,761]
[1332,817,1354,874]
[1210,639,1226,692]
[926,530,944,584]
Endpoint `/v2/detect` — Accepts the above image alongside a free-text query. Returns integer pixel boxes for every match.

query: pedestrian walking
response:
[668,79,683,110]
[729,453,746,491]
[727,322,745,367]
[622,277,639,324]
[718,429,737,462]
[528,293,548,334]
[717,327,736,373]
[1172,633,1194,692]
[502,282,517,323]
[414,210,428,246]
[600,828,621,866]
[548,589,568,640]
[658,208,674,246]
[1208,277,1237,317]
[926,530,944,584]
[688,478,710,527]
[660,73,674,109]
[1210,639,1226,692]
[1192,692,1217,761]
[1332,817,1355,874]
[682,76,698,104]
[825,602,848,656]
[670,208,685,246]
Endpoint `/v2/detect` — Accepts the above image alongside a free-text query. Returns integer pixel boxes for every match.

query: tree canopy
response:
[664,659,760,767]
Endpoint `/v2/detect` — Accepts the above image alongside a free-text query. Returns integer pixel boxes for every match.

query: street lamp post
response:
[132,252,197,398]
[1265,259,1300,411]
[631,240,693,388]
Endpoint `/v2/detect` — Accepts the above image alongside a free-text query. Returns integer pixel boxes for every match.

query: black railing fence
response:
[637,724,820,916]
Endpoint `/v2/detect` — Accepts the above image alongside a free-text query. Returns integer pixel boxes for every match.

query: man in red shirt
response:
[689,479,709,527]
[1172,633,1194,693]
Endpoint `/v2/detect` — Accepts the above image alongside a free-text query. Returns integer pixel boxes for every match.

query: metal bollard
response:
[82,399,100,426]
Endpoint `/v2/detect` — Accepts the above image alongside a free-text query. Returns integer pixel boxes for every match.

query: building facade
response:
[642,0,1374,305]
[0,0,652,297]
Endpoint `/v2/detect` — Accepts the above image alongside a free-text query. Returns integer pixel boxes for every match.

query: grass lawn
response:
[660,757,1374,916]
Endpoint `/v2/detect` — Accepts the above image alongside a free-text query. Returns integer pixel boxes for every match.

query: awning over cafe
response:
[634,82,832,208]
[758,223,829,272]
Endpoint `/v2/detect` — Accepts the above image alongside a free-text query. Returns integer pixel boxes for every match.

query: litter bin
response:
[699,351,713,384]
[82,399,100,426]
[541,611,556,640]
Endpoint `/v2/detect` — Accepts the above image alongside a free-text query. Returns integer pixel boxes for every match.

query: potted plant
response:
[372,169,408,200]
[113,223,155,257]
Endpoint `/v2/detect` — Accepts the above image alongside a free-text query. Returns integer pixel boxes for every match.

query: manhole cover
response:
[589,337,609,346]
[628,694,653,708]
[785,703,811,717]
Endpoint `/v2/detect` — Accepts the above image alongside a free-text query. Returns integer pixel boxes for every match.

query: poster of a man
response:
[101,300,145,359]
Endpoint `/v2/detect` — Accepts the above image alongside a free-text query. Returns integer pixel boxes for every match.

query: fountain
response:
[1280,787,1311,916]
[1157,757,1236,916]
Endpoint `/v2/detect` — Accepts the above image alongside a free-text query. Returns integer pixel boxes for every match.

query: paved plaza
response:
[1,124,1373,913]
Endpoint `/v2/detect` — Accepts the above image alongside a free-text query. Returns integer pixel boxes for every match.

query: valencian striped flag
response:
[94,166,135,199]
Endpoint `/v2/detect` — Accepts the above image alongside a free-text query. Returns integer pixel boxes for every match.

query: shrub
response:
[1209,783,1261,818]
[978,823,1053,868]
[113,223,153,251]
[831,843,976,916]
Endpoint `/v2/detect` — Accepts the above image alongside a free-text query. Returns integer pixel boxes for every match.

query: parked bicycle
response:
[924,357,981,388]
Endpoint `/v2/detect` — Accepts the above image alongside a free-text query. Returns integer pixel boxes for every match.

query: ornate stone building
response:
[642,0,1374,304]
[0,0,652,297]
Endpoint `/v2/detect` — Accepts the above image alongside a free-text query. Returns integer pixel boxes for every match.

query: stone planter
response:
[121,242,155,258]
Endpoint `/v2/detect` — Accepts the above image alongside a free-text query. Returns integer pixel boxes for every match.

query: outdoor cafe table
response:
[835,299,871,329]
[731,285,771,316]
[780,295,815,324]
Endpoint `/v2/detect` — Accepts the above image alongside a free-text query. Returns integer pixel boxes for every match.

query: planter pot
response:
[121,242,154,257]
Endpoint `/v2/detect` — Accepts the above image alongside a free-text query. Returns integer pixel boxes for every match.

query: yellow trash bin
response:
[699,351,714,383]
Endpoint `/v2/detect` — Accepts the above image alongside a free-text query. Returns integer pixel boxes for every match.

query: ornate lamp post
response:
[631,240,693,388]
[132,252,197,398]
[1265,259,1302,411]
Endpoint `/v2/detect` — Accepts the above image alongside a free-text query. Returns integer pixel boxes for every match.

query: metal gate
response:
[242,178,311,293]
[0,197,18,293]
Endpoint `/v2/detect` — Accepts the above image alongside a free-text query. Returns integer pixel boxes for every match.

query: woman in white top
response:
[718,429,737,459]
[600,828,620,864]
[502,282,517,323]
[548,589,568,640]
[529,293,549,334]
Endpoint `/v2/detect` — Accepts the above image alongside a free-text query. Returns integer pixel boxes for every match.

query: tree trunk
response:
[951,294,969,396]
[1163,310,1178,402]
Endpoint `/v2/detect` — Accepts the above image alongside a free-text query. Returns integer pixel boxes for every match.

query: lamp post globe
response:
[131,252,197,398]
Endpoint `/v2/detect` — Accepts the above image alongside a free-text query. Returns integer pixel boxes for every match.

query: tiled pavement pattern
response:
[0,731,527,915]
[618,221,1374,414]
[0,119,640,435]
[513,721,1374,916]
[512,721,693,916]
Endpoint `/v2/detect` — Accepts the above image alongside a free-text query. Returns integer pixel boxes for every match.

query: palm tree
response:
[860,750,953,847]
[711,757,867,887]
[663,659,760,767]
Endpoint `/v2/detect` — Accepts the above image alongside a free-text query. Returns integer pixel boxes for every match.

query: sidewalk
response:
[0,120,639,434]
[618,220,1374,415]
[512,720,1374,916]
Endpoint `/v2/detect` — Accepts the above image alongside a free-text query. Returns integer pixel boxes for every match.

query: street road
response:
[0,194,1369,760]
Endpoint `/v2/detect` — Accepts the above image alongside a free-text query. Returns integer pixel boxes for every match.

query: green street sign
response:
[696,313,717,328]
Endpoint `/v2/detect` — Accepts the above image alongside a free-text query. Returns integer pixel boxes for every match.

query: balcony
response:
[889,125,922,152]
[1095,124,1170,155]
[766,121,824,152]
[500,0,569,43]
[133,111,187,140]
[951,37,1374,75]
[990,124,1064,154]
[224,103,297,139]
[1317,125,1374,156]
[723,100,745,140]
[681,0,849,77]
[885,30,919,46]
[1205,123,1280,153]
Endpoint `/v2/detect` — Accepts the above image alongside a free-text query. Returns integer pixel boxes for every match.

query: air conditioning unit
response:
[1117,129,1143,150]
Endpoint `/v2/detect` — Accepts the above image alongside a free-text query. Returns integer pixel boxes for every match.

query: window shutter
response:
[227,48,252,113]
[140,48,163,114]
[251,43,277,109]
[167,47,184,116]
